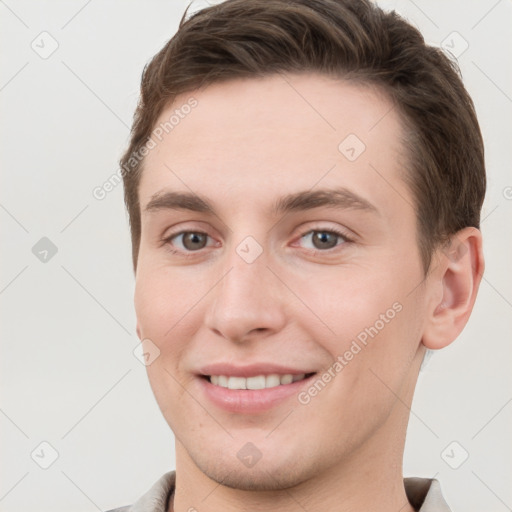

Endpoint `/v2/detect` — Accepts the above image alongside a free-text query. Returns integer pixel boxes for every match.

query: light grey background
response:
[1,1,511,511]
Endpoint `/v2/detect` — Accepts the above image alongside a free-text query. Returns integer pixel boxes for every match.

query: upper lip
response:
[198,363,317,378]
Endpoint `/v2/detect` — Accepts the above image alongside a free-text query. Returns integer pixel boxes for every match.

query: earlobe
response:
[422,227,484,350]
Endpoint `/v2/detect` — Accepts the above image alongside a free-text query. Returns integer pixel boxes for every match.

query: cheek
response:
[135,267,198,414]
[134,265,204,341]
[296,301,423,448]
[295,264,424,393]
[134,265,210,403]
[291,264,407,340]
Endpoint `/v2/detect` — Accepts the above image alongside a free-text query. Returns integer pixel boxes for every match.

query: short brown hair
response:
[120,0,485,273]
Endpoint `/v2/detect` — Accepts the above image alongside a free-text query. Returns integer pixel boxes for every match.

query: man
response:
[109,0,485,510]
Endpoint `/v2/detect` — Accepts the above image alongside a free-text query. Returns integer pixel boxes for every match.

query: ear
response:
[422,227,484,350]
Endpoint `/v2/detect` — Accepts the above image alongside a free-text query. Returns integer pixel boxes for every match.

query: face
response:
[134,73,430,490]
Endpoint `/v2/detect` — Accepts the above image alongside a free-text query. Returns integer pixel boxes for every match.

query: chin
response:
[194,452,318,491]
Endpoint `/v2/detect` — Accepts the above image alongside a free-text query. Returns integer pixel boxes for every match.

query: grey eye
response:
[177,232,209,251]
[301,231,344,250]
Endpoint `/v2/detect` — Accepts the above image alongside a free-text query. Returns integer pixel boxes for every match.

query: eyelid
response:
[161,223,355,257]
[161,229,218,255]
[294,222,356,243]
[291,226,354,252]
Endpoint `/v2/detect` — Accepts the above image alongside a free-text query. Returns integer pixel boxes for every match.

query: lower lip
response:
[197,375,316,414]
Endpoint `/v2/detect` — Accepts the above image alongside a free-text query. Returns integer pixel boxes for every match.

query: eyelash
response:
[160,227,354,259]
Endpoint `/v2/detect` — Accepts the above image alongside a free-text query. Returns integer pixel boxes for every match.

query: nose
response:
[203,247,287,343]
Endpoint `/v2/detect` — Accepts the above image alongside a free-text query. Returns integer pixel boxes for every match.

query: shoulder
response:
[103,472,176,512]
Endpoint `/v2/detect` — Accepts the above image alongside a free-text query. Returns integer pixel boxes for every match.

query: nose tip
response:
[203,257,286,343]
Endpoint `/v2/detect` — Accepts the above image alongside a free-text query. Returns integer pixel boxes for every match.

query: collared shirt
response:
[106,471,452,512]
[108,471,450,512]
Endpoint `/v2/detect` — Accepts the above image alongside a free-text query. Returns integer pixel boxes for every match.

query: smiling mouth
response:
[202,373,316,390]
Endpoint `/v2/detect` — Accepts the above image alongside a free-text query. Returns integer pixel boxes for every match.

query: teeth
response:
[208,373,308,390]
[246,375,266,390]
[266,374,280,388]
[280,374,293,385]
[227,376,246,390]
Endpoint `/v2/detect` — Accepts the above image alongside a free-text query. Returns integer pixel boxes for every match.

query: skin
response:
[133,73,484,512]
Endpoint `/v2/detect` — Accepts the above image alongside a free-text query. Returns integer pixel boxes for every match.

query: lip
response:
[198,362,316,378]
[196,369,317,414]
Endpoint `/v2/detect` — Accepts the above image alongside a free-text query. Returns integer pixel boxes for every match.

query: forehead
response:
[139,73,410,217]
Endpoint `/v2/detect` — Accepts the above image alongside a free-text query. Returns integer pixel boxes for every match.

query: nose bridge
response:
[226,250,269,302]
[204,241,286,341]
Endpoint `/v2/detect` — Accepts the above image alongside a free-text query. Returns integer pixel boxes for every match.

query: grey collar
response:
[123,471,451,512]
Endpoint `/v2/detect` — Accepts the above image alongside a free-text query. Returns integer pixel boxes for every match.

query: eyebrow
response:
[143,187,378,216]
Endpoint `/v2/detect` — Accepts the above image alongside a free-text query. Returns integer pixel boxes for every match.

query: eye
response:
[161,226,352,258]
[163,231,215,254]
[298,228,351,251]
